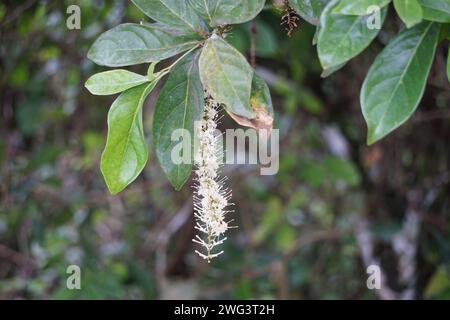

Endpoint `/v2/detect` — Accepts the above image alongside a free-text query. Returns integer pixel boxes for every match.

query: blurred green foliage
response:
[0,0,449,300]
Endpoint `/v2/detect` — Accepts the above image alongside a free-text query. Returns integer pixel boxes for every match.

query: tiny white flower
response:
[192,94,233,262]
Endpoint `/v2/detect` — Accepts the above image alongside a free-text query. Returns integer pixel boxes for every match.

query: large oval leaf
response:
[85,70,149,95]
[333,0,391,15]
[88,23,201,67]
[361,22,439,145]
[393,0,423,28]
[131,0,207,35]
[418,0,450,23]
[199,34,255,118]
[290,0,330,25]
[153,50,204,190]
[188,0,265,27]
[318,0,387,71]
[101,82,158,194]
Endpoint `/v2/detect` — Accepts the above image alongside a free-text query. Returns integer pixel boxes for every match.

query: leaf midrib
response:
[201,0,213,22]
[208,38,248,113]
[116,83,152,182]
[372,23,433,134]
[113,41,199,53]
[92,79,147,91]
[321,4,379,68]
[211,0,223,22]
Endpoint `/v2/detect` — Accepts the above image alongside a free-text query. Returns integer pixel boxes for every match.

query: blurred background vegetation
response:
[1,0,450,299]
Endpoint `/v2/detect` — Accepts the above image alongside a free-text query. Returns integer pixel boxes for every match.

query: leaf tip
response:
[86,46,96,63]
[84,80,94,94]
[173,184,183,192]
[366,130,381,146]
[108,187,121,196]
[171,170,192,191]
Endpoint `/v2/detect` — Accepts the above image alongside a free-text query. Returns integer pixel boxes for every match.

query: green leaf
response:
[318,0,387,70]
[333,0,391,15]
[188,0,265,27]
[394,0,423,28]
[228,73,274,130]
[88,23,200,67]
[290,0,330,25]
[85,70,149,95]
[153,50,204,190]
[418,0,450,23]
[131,0,207,35]
[361,22,439,145]
[101,82,157,194]
[199,34,255,118]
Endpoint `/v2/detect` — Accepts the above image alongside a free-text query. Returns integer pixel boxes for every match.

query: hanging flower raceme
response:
[192,94,233,262]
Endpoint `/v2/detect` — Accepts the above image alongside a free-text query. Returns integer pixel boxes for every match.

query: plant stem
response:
[154,44,201,79]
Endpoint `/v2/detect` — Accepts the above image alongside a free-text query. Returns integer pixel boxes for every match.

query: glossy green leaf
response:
[228,73,274,130]
[361,22,439,145]
[85,70,149,95]
[153,51,204,190]
[88,23,200,67]
[131,0,207,35]
[101,82,157,194]
[333,0,391,15]
[318,0,387,70]
[290,0,330,25]
[394,0,423,28]
[199,34,255,118]
[188,0,265,27]
[418,0,450,23]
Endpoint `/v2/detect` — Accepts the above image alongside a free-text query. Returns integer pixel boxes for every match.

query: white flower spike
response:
[192,94,233,262]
